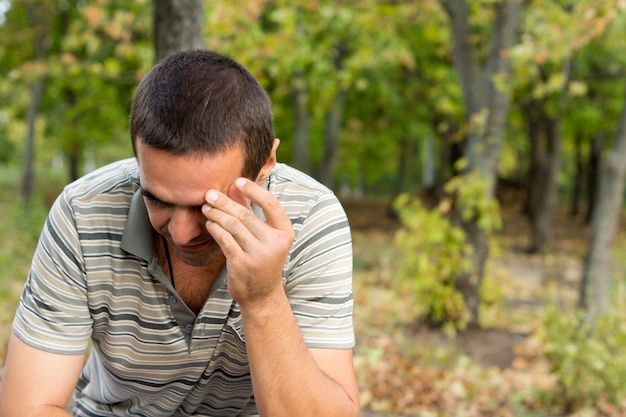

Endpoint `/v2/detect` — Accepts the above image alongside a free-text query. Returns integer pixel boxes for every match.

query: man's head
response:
[130,50,275,180]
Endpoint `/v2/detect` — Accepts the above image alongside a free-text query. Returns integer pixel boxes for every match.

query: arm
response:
[0,333,85,417]
[1,190,92,417]
[240,289,359,417]
[203,178,359,417]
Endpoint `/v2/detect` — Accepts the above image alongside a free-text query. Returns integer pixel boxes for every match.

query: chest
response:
[158,241,226,315]
[173,271,218,314]
[84,279,252,415]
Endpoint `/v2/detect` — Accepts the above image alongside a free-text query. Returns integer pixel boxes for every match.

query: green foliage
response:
[0,119,14,165]
[393,193,472,331]
[0,0,624,198]
[533,303,626,412]
[0,0,150,183]
[394,166,503,331]
[445,162,502,234]
[0,167,50,358]
[206,1,452,190]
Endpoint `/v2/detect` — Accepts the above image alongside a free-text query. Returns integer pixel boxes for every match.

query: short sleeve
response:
[284,192,355,349]
[12,190,93,355]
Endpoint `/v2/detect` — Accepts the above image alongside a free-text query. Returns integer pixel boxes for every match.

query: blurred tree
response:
[45,1,151,181]
[0,0,152,188]
[439,0,525,326]
[576,11,626,321]
[580,84,626,321]
[154,0,203,62]
[568,27,626,225]
[19,1,51,205]
[205,1,420,190]
[340,1,460,200]
[509,0,624,253]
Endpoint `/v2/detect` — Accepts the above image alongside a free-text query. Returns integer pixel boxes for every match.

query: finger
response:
[204,216,246,259]
[203,188,265,248]
[226,182,251,210]
[232,178,294,234]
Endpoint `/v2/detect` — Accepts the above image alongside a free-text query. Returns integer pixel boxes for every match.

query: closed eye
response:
[139,186,203,211]
[139,187,170,207]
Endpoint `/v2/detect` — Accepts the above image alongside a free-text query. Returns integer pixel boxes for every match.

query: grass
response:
[0,166,57,360]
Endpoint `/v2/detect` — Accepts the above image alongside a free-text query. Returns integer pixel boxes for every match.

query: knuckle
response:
[265,197,283,212]
[237,209,256,224]
[224,217,241,232]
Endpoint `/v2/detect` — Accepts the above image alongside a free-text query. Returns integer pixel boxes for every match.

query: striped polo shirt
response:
[12,158,354,417]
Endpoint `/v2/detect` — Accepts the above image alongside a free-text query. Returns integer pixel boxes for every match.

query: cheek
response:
[146,207,170,233]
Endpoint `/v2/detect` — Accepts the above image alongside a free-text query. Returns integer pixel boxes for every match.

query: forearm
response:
[0,334,83,417]
[0,406,73,417]
[240,288,358,417]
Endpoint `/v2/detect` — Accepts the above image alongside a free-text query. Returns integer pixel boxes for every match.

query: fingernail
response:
[207,190,218,202]
[235,178,246,187]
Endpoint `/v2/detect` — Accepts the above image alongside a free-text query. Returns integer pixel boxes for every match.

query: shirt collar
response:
[120,189,154,261]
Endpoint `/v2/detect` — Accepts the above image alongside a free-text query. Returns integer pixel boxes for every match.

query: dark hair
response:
[130,50,274,179]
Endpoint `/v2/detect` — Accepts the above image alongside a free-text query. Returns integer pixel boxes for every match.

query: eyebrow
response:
[139,187,170,205]
[139,186,204,211]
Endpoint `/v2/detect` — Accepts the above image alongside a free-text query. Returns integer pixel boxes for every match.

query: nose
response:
[168,207,206,246]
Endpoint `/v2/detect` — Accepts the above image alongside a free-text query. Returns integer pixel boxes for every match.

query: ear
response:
[255,138,280,185]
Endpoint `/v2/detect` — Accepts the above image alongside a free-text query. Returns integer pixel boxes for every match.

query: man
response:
[0,50,359,417]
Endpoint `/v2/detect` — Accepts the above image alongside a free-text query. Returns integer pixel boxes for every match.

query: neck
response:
[156,234,225,287]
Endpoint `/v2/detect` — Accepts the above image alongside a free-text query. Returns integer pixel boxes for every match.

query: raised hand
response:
[202,177,295,306]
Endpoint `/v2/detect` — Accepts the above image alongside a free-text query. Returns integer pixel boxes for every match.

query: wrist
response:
[238,284,289,322]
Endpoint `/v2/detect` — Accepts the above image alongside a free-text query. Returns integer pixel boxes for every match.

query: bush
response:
[393,168,502,332]
[394,193,472,331]
[533,302,626,412]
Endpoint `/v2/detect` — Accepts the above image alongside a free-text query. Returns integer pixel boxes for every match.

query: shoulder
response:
[269,163,341,215]
[269,163,332,196]
[63,158,139,201]
[49,159,140,227]
[63,158,139,206]
[269,163,350,236]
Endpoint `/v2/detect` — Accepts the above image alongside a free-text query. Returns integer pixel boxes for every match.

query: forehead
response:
[136,140,245,204]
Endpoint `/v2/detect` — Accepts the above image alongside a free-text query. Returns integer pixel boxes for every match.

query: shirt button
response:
[168,294,177,304]
[184,323,194,332]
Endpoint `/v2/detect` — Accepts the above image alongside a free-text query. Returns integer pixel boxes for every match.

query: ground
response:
[343,191,545,369]
[342,186,619,416]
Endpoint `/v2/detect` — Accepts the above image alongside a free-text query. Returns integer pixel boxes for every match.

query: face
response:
[136,140,263,267]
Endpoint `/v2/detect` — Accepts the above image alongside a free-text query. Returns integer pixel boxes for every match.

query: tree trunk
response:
[585,135,604,224]
[20,79,45,206]
[319,40,349,188]
[319,87,346,188]
[524,103,543,218]
[20,4,49,206]
[389,135,420,217]
[435,127,463,203]
[422,135,436,189]
[64,87,81,181]
[441,0,524,327]
[291,81,311,175]
[571,133,583,217]
[579,90,626,321]
[154,0,204,62]
[67,145,80,182]
[392,136,410,199]
[530,117,562,253]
